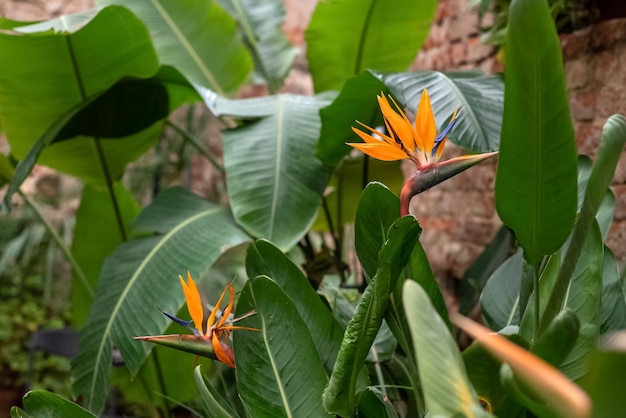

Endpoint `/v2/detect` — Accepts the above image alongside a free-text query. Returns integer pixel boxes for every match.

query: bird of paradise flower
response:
[347,89,497,216]
[134,273,257,368]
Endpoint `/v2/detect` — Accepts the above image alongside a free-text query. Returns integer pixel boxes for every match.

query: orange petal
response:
[415,89,437,153]
[378,94,415,152]
[353,123,395,145]
[216,284,235,328]
[212,333,235,368]
[347,142,408,161]
[207,283,229,329]
[179,273,204,335]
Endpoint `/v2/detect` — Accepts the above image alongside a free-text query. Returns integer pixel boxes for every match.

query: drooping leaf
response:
[194,365,236,418]
[459,226,514,316]
[72,182,141,327]
[202,90,334,250]
[216,0,296,93]
[495,0,578,265]
[600,247,626,333]
[234,276,331,418]
[0,6,161,186]
[97,0,253,94]
[317,70,504,167]
[305,0,437,92]
[323,216,421,417]
[245,239,347,375]
[357,387,399,418]
[404,282,492,417]
[541,115,626,331]
[72,187,250,414]
[576,156,616,241]
[18,390,97,418]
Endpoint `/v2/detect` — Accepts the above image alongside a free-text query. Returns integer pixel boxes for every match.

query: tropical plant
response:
[2,0,626,417]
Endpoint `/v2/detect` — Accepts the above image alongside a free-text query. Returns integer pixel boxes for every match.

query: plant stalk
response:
[166,120,224,174]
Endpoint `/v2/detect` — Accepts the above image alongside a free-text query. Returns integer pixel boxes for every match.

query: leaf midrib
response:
[149,0,223,94]
[267,96,284,238]
[87,206,223,399]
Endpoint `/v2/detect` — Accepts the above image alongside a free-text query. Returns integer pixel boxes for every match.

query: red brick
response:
[591,18,626,50]
[597,82,626,119]
[575,121,602,156]
[565,59,589,89]
[606,221,626,267]
[450,41,468,66]
[560,27,591,60]
[593,50,619,84]
[611,184,626,221]
[569,91,597,122]
[612,153,626,185]
[448,13,479,41]
[467,36,494,62]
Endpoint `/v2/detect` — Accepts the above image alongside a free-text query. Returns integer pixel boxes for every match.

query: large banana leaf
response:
[495,0,577,265]
[317,70,503,167]
[202,90,334,250]
[71,183,141,327]
[11,390,97,418]
[600,248,626,333]
[404,281,492,417]
[97,0,252,94]
[323,216,421,417]
[234,276,331,417]
[305,0,437,92]
[71,187,250,414]
[246,239,347,375]
[0,6,161,184]
[216,0,296,93]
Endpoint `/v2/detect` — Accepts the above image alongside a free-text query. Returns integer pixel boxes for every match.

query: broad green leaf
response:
[531,310,580,368]
[245,239,347,375]
[97,0,253,94]
[354,182,400,279]
[216,0,296,93]
[580,340,626,418]
[576,156,616,241]
[72,187,250,414]
[305,0,437,92]
[317,70,504,167]
[600,247,626,333]
[357,387,399,418]
[0,6,160,184]
[495,0,577,265]
[10,407,32,418]
[204,92,333,250]
[323,216,421,417]
[194,365,236,418]
[481,250,529,330]
[541,115,626,331]
[234,276,331,418]
[72,182,141,327]
[459,227,514,315]
[19,390,97,418]
[404,282,491,417]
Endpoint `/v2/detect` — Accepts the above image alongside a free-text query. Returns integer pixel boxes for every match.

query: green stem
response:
[533,262,541,342]
[152,350,172,418]
[166,120,225,174]
[19,190,93,298]
[93,138,127,242]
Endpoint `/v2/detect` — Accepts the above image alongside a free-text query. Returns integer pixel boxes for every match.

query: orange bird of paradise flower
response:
[347,89,497,216]
[148,273,256,368]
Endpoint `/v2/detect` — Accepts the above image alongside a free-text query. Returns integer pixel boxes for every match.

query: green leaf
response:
[19,390,97,418]
[576,156,616,241]
[97,0,253,94]
[541,115,626,331]
[317,70,504,167]
[72,182,141,327]
[354,182,400,279]
[459,227,514,315]
[403,281,491,417]
[245,239,346,375]
[72,187,250,414]
[600,247,626,333]
[305,0,437,92]
[495,0,577,265]
[234,276,331,418]
[194,365,237,418]
[357,387,399,418]
[323,216,421,417]
[481,250,530,330]
[0,6,161,184]
[204,92,333,250]
[531,309,580,368]
[216,0,296,93]
[580,343,626,418]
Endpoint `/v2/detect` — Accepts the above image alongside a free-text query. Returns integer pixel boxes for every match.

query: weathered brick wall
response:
[408,0,626,280]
